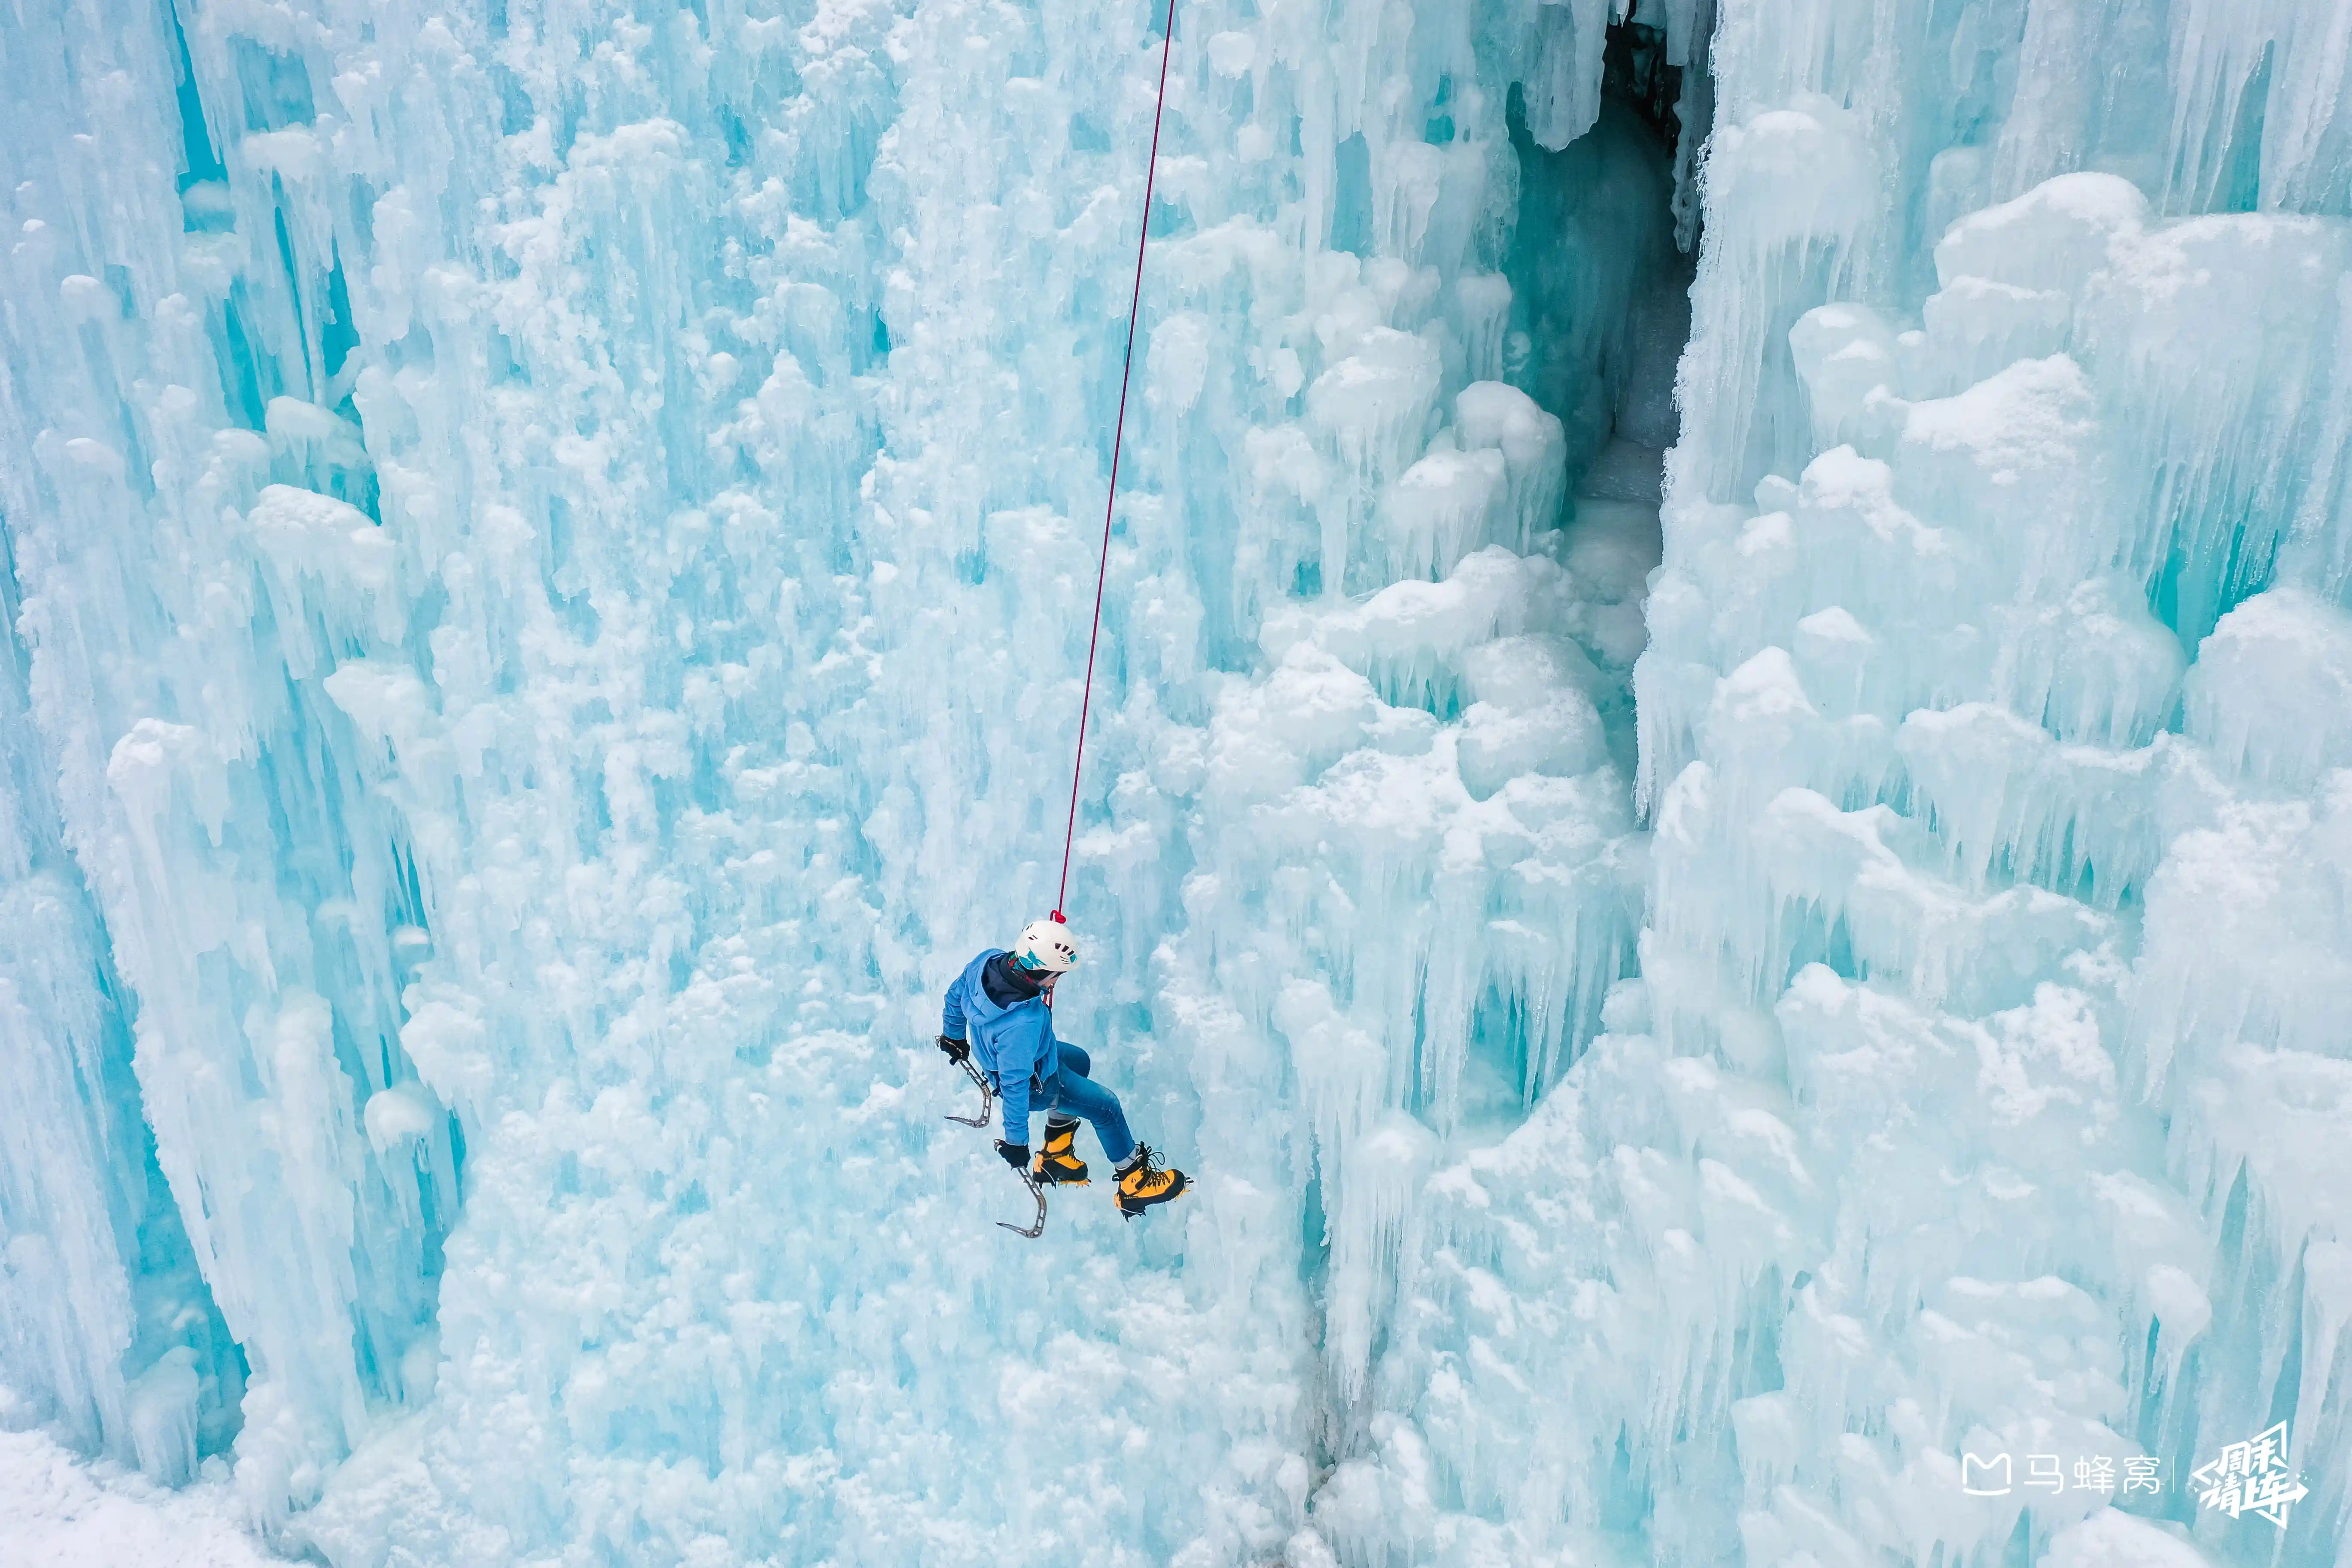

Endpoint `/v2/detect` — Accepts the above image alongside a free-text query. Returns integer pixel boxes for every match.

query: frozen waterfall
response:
[2,0,2350,1565]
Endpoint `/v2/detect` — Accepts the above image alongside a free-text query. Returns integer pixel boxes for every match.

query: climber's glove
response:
[995,1140,1031,1173]
[937,1035,970,1066]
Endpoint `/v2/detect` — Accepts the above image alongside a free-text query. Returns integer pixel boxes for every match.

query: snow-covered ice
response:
[0,1394,274,1568]
[1,0,2349,1565]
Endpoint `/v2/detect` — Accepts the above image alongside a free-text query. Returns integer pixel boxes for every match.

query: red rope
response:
[1054,0,1178,924]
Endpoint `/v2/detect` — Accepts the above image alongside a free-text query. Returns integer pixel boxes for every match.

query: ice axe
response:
[943,1053,995,1128]
[939,1049,1049,1239]
[997,1165,1048,1239]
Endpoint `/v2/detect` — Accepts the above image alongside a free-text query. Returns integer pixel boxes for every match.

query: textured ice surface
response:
[0,0,2349,1566]
[0,1401,274,1568]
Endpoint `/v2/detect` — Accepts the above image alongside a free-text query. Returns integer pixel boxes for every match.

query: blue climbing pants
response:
[1026,1042,1136,1167]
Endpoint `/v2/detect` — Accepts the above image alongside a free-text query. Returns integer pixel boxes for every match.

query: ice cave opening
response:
[1412,12,1697,1144]
[1512,15,1696,513]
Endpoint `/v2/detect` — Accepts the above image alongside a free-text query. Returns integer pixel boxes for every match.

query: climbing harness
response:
[1052,0,1180,924]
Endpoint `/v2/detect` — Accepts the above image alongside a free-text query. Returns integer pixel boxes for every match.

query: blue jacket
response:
[942,950,1059,1142]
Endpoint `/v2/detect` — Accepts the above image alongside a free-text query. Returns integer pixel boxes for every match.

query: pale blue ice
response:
[2,2,2350,1566]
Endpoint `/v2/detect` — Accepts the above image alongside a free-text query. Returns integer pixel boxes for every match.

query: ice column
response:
[0,576,237,1483]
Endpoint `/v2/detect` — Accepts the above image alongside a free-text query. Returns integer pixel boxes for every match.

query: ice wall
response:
[0,0,1664,1559]
[3,2,2351,1568]
[1369,1,2352,1565]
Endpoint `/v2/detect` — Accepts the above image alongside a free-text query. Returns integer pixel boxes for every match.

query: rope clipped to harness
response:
[1052,0,1180,925]
[947,3,1180,1242]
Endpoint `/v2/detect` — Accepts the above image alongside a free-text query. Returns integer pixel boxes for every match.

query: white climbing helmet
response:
[1011,916,1080,974]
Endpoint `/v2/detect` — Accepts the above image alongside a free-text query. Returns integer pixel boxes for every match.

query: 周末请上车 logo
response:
[2191,1422,2307,1531]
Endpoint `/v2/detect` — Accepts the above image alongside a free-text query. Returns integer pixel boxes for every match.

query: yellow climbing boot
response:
[1032,1118,1090,1187]
[1113,1145,1188,1219]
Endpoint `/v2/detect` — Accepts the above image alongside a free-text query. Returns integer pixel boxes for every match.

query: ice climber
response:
[937,918,1189,1219]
